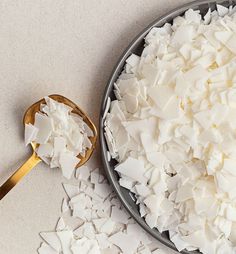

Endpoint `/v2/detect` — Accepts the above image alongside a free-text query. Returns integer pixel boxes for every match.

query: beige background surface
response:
[0,0,193,253]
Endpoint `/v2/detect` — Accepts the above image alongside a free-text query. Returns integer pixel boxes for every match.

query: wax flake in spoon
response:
[24,97,94,179]
[38,166,166,254]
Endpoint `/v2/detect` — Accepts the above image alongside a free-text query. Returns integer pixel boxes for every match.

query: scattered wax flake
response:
[96,233,111,249]
[138,246,152,254]
[126,223,152,245]
[99,218,116,235]
[94,182,112,199]
[38,242,58,254]
[71,205,87,220]
[62,184,79,199]
[39,232,61,252]
[90,168,100,184]
[74,222,96,240]
[61,198,69,213]
[59,153,80,179]
[75,165,90,180]
[25,123,39,146]
[71,238,100,254]
[111,206,130,224]
[109,232,140,254]
[93,218,107,232]
[56,217,66,231]
[170,232,189,252]
[39,165,166,254]
[56,230,73,254]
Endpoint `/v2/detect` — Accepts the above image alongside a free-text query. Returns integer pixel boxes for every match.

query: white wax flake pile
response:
[104,5,236,254]
[38,166,165,254]
[25,97,94,179]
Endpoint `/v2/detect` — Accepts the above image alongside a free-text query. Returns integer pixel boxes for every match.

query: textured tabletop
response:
[0,0,193,253]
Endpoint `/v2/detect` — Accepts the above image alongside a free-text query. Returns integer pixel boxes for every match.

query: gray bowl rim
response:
[99,0,234,253]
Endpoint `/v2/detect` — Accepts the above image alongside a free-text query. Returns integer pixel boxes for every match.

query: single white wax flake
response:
[99,218,116,235]
[62,184,79,199]
[103,97,111,120]
[59,153,80,179]
[54,137,66,156]
[71,238,100,254]
[126,223,152,245]
[109,232,140,254]
[37,143,53,158]
[203,8,211,24]
[217,4,229,16]
[115,157,147,183]
[111,206,129,224]
[148,85,174,109]
[171,25,194,46]
[93,218,107,232]
[25,123,39,146]
[75,165,90,180]
[56,217,66,231]
[94,182,112,199]
[96,233,111,249]
[56,230,73,254]
[34,113,52,144]
[61,198,69,213]
[126,54,140,68]
[90,169,100,184]
[107,151,111,162]
[222,158,236,176]
[139,246,152,254]
[39,232,61,252]
[38,242,58,254]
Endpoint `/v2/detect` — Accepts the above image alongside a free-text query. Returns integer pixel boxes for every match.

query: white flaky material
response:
[104,5,236,254]
[25,97,94,179]
[38,166,164,254]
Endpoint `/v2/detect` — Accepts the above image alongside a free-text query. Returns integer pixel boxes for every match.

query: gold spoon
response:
[0,94,97,200]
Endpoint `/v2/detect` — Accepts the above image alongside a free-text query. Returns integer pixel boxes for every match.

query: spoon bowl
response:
[24,94,97,167]
[0,94,97,200]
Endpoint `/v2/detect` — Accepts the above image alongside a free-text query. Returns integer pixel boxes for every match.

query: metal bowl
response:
[100,0,234,253]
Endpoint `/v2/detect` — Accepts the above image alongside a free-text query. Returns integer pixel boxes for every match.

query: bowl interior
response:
[100,0,234,253]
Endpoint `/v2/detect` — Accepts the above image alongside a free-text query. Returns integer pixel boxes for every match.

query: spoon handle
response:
[0,152,41,200]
